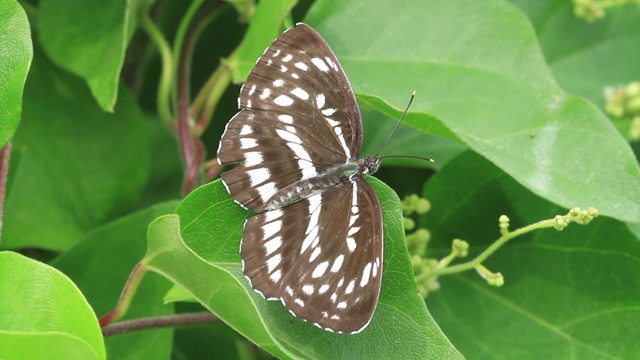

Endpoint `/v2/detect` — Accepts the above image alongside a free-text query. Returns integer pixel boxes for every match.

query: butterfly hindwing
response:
[241,180,383,334]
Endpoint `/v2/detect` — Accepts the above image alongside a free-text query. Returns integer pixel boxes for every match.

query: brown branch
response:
[0,141,12,242]
[102,312,220,337]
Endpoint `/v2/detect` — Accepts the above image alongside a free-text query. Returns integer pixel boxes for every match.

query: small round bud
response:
[415,198,431,214]
[625,81,640,98]
[554,215,568,231]
[489,273,504,287]
[404,217,415,231]
[414,228,431,244]
[627,97,640,114]
[630,116,640,140]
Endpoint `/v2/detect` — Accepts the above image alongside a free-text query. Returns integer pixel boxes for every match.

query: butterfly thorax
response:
[262,155,381,212]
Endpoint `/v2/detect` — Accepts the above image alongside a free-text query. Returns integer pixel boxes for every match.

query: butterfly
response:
[217,22,384,334]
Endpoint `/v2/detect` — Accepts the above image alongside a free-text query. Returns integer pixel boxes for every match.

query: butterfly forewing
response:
[242,180,382,334]
[217,24,366,212]
[217,23,384,333]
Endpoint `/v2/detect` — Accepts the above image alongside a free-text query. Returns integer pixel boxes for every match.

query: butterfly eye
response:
[367,158,381,174]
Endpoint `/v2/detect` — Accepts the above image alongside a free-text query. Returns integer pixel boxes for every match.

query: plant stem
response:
[0,142,11,242]
[102,312,219,337]
[419,218,556,279]
[99,262,148,327]
[139,6,174,123]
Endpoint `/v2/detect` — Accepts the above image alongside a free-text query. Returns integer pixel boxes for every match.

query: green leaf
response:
[0,0,32,146]
[52,201,179,360]
[304,0,640,222]
[145,180,462,359]
[37,0,141,112]
[0,251,106,360]
[230,0,298,83]
[422,151,640,359]
[509,0,640,108]
[2,55,150,251]
[359,104,467,170]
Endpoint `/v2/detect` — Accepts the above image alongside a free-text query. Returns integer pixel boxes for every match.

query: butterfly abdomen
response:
[262,162,362,211]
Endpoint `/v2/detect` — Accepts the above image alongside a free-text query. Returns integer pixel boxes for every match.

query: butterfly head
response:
[362,155,382,175]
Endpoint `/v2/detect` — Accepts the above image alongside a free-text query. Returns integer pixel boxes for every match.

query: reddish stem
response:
[0,142,11,241]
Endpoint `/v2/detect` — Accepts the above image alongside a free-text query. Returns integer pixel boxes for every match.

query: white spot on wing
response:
[240,138,258,149]
[270,269,282,282]
[345,280,355,294]
[264,209,283,222]
[244,151,263,167]
[337,301,347,310]
[301,195,322,253]
[347,226,360,236]
[316,93,325,108]
[239,124,253,135]
[273,79,284,87]
[276,129,302,144]
[325,56,338,71]
[299,160,318,179]
[287,143,312,161]
[294,62,308,71]
[247,168,270,186]
[311,57,330,72]
[278,114,293,123]
[318,284,330,294]
[312,261,329,278]
[274,95,294,106]
[309,247,321,262]
[302,284,314,295]
[264,236,282,255]
[248,84,257,95]
[294,298,305,307]
[282,54,293,62]
[321,108,336,116]
[360,262,372,287]
[291,87,309,100]
[266,254,281,273]
[257,182,276,202]
[346,237,356,252]
[259,88,271,100]
[331,254,344,273]
[372,259,378,278]
[262,220,282,239]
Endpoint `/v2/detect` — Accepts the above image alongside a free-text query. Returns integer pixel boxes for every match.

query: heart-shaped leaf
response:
[145,179,462,359]
[0,252,106,360]
[304,0,640,222]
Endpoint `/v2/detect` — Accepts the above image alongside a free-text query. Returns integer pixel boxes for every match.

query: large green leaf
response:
[423,151,640,359]
[0,0,32,146]
[304,0,640,223]
[1,54,150,251]
[509,0,640,108]
[52,201,178,360]
[37,0,146,111]
[145,180,461,359]
[0,251,106,360]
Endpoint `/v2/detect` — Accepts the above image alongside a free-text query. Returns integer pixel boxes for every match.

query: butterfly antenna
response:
[374,91,416,158]
[374,91,435,164]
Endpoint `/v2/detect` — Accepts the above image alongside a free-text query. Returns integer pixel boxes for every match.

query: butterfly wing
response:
[241,180,383,334]
[217,23,363,212]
